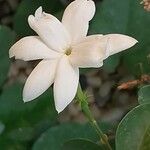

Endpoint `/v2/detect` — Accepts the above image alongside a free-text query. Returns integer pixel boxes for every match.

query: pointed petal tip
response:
[23,94,35,103]
[128,37,138,48]
[56,107,63,114]
[23,89,34,103]
[9,44,17,59]
[35,6,43,19]
[23,97,30,103]
[130,36,138,44]
[23,100,28,103]
[55,96,69,114]
[9,49,14,58]
[103,34,139,56]
[114,34,138,46]
[134,38,138,44]
[56,104,67,113]
[36,6,42,12]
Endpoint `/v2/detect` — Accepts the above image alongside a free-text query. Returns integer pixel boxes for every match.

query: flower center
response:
[65,48,72,56]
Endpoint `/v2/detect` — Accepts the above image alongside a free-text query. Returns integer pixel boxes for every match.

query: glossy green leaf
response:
[0,26,15,87]
[90,0,150,75]
[138,85,150,105]
[32,122,112,150]
[62,139,103,150]
[116,104,150,150]
[13,0,63,37]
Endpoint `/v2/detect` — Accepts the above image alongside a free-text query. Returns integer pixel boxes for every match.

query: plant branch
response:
[76,83,112,150]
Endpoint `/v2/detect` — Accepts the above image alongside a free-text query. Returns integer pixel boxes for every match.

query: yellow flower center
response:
[65,48,72,56]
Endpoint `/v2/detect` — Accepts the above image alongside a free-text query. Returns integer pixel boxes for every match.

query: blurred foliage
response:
[0,83,58,149]
[0,26,16,87]
[0,0,150,149]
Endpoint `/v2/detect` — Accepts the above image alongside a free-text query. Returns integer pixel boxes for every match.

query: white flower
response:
[9,0,137,113]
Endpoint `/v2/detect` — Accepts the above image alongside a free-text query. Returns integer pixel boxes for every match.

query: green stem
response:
[76,84,112,150]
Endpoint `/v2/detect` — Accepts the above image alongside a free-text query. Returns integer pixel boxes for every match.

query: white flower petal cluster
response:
[9,0,138,113]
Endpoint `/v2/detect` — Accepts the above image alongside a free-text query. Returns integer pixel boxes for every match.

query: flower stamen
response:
[65,48,72,56]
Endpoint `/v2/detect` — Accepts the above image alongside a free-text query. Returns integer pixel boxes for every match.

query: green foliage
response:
[0,83,58,149]
[0,83,57,123]
[116,104,150,150]
[90,0,150,75]
[32,122,112,150]
[0,26,16,87]
[138,85,150,104]
[62,139,103,150]
[13,0,64,37]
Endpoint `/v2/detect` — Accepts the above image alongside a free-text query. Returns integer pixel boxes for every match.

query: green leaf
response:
[90,0,150,76]
[7,127,35,142]
[138,85,150,105]
[0,26,15,87]
[116,104,150,150]
[62,139,103,150]
[32,122,112,150]
[13,0,63,37]
[0,138,26,150]
[0,83,58,148]
[0,83,57,123]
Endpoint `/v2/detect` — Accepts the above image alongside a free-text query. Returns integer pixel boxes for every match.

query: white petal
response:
[101,34,138,58]
[35,6,42,19]
[76,34,103,45]
[69,36,105,68]
[23,59,58,102]
[54,56,79,113]
[9,36,61,61]
[28,8,71,52]
[62,0,95,44]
